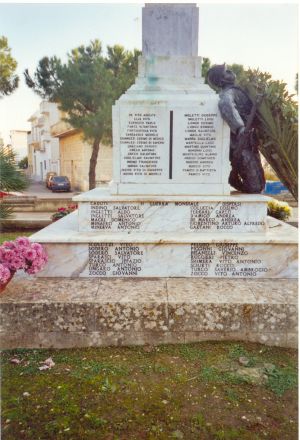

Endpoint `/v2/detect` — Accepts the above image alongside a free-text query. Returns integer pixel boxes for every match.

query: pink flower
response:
[31,243,43,257]
[0,263,11,284]
[24,249,37,262]
[2,249,15,262]
[15,237,30,247]
[2,241,15,249]
[10,258,26,271]
[26,266,40,275]
[58,207,67,212]
[0,238,48,277]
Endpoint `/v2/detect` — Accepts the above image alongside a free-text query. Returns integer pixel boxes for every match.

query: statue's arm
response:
[218,90,245,134]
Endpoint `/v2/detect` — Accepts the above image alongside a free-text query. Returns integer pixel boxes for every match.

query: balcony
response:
[51,120,78,138]
[29,140,41,150]
[40,101,50,115]
[37,116,46,127]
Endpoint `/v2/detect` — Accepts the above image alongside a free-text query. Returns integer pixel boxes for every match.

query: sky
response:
[0,2,298,145]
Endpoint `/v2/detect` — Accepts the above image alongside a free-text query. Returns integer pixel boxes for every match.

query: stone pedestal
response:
[30,3,297,282]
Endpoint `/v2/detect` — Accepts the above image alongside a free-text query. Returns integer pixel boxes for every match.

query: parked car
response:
[46,172,57,188]
[51,176,71,192]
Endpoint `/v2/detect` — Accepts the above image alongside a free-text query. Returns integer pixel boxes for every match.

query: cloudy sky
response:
[0,1,298,145]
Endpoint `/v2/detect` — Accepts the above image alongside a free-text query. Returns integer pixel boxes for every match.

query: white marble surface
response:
[36,241,297,279]
[112,96,231,193]
[73,187,272,203]
[142,4,199,57]
[30,210,298,279]
[78,199,267,233]
[30,211,298,245]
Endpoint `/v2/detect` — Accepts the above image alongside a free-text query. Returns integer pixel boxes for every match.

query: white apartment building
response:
[9,130,28,162]
[27,101,60,181]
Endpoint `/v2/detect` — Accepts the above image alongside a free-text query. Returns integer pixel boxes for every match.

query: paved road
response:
[22,181,81,199]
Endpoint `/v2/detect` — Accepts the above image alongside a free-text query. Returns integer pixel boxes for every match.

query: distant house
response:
[9,130,29,162]
[27,101,60,181]
[50,119,112,191]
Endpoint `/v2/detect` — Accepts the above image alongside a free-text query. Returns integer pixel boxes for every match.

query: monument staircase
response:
[1,4,297,349]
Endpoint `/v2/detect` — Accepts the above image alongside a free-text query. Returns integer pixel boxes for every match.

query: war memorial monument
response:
[1,4,297,349]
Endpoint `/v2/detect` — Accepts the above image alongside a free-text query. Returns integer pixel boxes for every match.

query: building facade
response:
[27,101,60,181]
[51,120,112,191]
[9,130,28,162]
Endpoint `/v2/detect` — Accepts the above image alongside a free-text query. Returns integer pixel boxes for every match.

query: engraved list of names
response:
[173,106,221,182]
[120,109,169,182]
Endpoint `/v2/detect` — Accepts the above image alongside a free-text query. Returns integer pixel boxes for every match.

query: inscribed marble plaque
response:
[172,105,223,182]
[119,108,169,183]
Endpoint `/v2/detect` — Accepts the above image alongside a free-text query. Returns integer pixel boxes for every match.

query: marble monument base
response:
[75,187,270,234]
[30,209,298,279]
[0,275,297,349]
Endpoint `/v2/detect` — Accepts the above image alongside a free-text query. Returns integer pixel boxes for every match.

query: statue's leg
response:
[239,150,266,193]
[229,168,244,192]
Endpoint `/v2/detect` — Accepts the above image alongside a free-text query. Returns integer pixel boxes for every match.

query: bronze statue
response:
[207,64,265,193]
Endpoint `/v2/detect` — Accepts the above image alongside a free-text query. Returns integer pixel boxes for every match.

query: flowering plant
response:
[51,204,78,222]
[267,200,292,221]
[0,237,48,286]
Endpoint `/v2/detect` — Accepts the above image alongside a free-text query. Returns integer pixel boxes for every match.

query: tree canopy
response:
[0,36,19,98]
[25,40,140,189]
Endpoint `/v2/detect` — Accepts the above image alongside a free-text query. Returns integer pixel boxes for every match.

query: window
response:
[44,160,46,170]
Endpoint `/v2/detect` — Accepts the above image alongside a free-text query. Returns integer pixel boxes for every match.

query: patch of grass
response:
[228,344,256,367]
[199,366,251,386]
[265,366,298,396]
[2,342,298,440]
[225,389,240,402]
[214,427,250,440]
[178,344,206,361]
[0,231,39,244]
[192,411,207,429]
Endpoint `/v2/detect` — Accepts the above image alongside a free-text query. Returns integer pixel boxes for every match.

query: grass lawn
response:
[0,231,39,245]
[1,341,297,439]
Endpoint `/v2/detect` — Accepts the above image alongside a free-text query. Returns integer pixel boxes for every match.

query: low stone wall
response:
[5,197,75,212]
[0,277,297,349]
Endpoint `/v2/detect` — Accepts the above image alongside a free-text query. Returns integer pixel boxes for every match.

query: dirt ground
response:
[1,341,297,440]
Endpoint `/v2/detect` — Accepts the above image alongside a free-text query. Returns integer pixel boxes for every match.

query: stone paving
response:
[0,275,297,349]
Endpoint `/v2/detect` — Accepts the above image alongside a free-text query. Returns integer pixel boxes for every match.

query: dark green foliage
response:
[24,56,62,100]
[201,57,211,80]
[0,36,19,97]
[0,147,29,220]
[265,366,297,396]
[0,147,28,193]
[18,156,28,169]
[238,69,298,200]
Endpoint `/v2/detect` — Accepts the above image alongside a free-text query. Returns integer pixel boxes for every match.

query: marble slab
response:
[142,4,199,57]
[30,210,297,245]
[78,199,267,233]
[35,242,297,279]
[114,100,230,187]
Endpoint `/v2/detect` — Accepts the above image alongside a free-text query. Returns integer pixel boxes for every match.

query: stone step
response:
[29,212,297,279]
[0,276,297,349]
[74,188,271,234]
